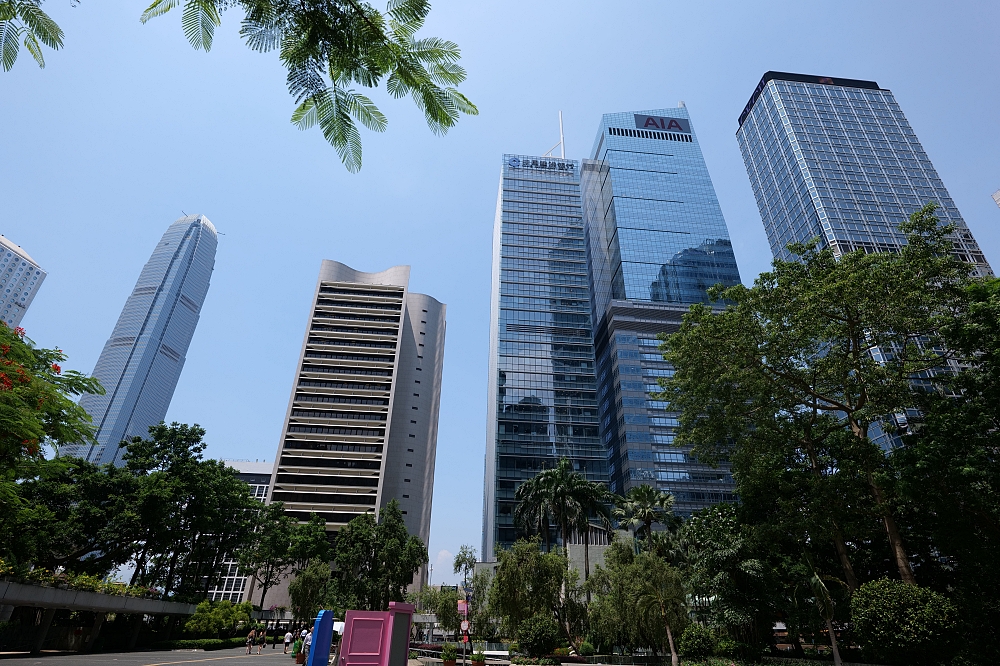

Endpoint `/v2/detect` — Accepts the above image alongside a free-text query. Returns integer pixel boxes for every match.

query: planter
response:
[472,661,486,666]
[296,653,306,664]
[443,661,457,666]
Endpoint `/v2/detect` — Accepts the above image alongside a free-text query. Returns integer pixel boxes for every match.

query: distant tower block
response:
[0,235,47,328]
[66,215,217,465]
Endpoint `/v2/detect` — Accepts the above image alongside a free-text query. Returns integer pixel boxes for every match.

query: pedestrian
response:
[284,629,293,654]
[303,629,313,658]
[246,628,256,655]
[257,627,267,655]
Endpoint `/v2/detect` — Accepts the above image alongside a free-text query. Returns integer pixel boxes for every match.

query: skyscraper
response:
[581,107,742,515]
[66,215,217,464]
[0,235,47,328]
[737,71,992,275]
[482,155,607,561]
[267,262,444,562]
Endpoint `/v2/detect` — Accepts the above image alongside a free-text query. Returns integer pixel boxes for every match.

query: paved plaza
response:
[1,647,297,665]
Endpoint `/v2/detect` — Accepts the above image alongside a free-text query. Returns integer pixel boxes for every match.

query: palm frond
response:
[181,0,220,51]
[408,37,461,63]
[140,0,181,24]
[426,61,466,86]
[16,2,63,49]
[22,29,41,67]
[0,20,21,71]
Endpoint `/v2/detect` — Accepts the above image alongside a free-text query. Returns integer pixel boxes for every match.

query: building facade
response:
[736,71,991,275]
[482,155,608,561]
[581,108,742,515]
[66,215,217,464]
[0,235,47,328]
[207,460,273,603]
[267,261,444,562]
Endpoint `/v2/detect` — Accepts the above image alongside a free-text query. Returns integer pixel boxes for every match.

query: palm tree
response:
[635,553,687,666]
[613,485,675,548]
[545,458,590,551]
[514,472,554,551]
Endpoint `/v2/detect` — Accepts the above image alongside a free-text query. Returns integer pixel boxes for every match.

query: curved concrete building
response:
[267,261,446,556]
[68,215,217,464]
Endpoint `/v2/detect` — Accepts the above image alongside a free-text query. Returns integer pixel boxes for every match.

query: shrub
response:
[852,578,959,665]
[441,643,459,661]
[578,642,594,656]
[153,638,232,650]
[471,651,486,663]
[713,637,736,657]
[552,648,570,656]
[677,623,715,657]
[517,615,560,658]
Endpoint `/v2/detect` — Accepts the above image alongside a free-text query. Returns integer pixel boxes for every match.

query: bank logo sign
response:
[508,157,575,171]
[634,114,691,133]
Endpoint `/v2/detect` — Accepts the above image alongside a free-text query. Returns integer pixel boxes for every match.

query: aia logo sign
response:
[633,114,691,133]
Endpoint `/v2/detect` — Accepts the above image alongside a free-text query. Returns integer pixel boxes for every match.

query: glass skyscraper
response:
[737,71,992,276]
[66,215,217,465]
[581,108,742,515]
[0,235,46,328]
[482,155,607,560]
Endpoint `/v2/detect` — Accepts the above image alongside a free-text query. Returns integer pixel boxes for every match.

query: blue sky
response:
[3,0,998,584]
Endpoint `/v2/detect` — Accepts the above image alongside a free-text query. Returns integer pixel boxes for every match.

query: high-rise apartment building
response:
[268,262,444,563]
[208,460,272,603]
[737,71,992,275]
[0,235,47,328]
[65,215,217,464]
[581,108,742,515]
[482,155,607,561]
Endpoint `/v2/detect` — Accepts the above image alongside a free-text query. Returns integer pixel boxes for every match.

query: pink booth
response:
[339,602,415,666]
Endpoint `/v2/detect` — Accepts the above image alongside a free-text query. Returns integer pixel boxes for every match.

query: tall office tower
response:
[66,215,217,464]
[0,235,47,328]
[581,108,742,516]
[993,189,1000,210]
[737,71,992,275]
[482,155,608,561]
[269,262,445,563]
[208,460,272,603]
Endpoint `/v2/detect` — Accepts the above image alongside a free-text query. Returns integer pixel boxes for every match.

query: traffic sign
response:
[461,620,470,632]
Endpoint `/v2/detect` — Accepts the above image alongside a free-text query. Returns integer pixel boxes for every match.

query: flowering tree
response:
[0,322,103,469]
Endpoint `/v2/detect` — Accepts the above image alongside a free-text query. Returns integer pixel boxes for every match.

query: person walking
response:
[284,629,293,654]
[257,627,267,655]
[246,628,256,655]
[303,629,313,659]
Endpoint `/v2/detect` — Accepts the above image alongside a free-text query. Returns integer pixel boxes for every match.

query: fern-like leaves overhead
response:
[0,1,64,71]
[144,0,478,171]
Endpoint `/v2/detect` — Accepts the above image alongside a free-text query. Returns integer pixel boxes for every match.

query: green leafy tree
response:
[238,501,295,607]
[660,203,974,586]
[185,599,253,638]
[122,423,258,600]
[635,552,688,666]
[0,1,63,70]
[328,499,427,611]
[288,557,332,622]
[435,585,461,640]
[676,624,715,659]
[486,538,563,640]
[453,544,476,590]
[517,614,559,658]
[852,578,958,666]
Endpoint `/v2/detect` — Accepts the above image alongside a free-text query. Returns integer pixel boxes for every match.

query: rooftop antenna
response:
[542,111,565,158]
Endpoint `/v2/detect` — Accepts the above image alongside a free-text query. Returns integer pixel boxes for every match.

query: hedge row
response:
[152,637,248,651]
